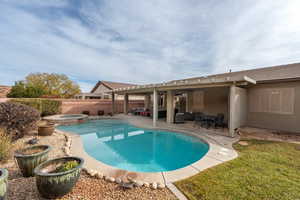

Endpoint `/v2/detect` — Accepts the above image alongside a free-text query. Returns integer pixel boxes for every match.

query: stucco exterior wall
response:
[93,84,111,95]
[247,81,300,133]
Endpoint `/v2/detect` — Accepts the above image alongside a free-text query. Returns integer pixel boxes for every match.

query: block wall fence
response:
[0,98,144,116]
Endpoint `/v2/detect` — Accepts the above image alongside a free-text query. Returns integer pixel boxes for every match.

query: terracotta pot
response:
[34,157,84,199]
[14,145,52,177]
[38,124,55,136]
[0,169,8,200]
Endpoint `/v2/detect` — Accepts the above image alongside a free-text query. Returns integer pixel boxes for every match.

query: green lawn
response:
[175,140,300,200]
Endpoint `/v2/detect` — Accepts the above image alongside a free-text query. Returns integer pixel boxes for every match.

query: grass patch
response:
[175,140,300,200]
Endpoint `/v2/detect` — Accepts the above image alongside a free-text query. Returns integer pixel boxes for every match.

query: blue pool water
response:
[58,120,209,172]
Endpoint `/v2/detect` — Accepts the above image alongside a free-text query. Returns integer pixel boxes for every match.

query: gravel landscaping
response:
[1,131,177,200]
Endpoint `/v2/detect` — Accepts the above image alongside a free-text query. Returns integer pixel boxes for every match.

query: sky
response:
[1,0,300,92]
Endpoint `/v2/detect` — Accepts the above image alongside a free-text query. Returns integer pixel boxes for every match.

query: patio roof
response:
[113,76,254,94]
[113,62,300,94]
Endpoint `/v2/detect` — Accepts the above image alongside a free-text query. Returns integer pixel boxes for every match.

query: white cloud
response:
[0,0,300,91]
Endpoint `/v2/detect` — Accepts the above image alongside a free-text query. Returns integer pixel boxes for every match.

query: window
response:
[104,94,110,99]
[249,88,295,114]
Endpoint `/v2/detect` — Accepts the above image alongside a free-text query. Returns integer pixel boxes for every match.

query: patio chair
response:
[175,113,185,124]
[184,112,195,121]
[193,112,204,127]
[212,113,225,128]
[203,115,216,129]
[134,108,144,115]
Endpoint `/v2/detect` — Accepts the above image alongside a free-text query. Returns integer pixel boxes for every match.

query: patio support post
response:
[163,93,167,108]
[124,93,129,114]
[186,91,193,112]
[145,94,151,109]
[166,90,174,123]
[229,85,247,137]
[111,92,115,115]
[153,88,158,127]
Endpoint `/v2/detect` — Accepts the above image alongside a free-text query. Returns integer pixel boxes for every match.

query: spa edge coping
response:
[55,117,239,185]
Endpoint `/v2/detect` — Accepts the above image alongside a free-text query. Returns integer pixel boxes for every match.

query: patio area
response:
[112,76,254,138]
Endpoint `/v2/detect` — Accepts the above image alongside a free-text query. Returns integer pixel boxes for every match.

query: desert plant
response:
[55,161,79,173]
[0,129,12,162]
[0,102,40,140]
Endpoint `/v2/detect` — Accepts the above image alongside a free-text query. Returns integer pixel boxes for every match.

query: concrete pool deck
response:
[57,114,239,185]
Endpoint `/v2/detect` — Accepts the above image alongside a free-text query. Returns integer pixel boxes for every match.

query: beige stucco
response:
[247,81,300,133]
[189,87,229,122]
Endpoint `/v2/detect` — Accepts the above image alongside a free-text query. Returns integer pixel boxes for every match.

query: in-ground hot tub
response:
[43,114,88,125]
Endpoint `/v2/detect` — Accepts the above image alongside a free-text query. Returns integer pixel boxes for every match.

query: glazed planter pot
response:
[38,124,55,136]
[0,169,8,200]
[34,157,84,199]
[14,145,51,177]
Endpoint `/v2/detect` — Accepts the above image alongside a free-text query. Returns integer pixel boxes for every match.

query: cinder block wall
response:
[61,99,144,115]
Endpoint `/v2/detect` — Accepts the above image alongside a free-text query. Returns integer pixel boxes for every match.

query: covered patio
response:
[112,75,256,137]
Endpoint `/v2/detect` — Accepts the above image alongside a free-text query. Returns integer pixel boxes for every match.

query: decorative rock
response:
[109,177,115,182]
[63,147,69,153]
[116,178,122,184]
[88,169,95,176]
[157,183,166,189]
[238,141,249,146]
[66,141,71,147]
[106,177,115,182]
[134,181,143,187]
[91,170,98,177]
[143,182,150,187]
[120,182,134,189]
[151,182,157,190]
[127,175,134,182]
[83,168,89,173]
[96,172,103,179]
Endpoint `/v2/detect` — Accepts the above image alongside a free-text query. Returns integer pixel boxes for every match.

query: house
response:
[0,85,11,98]
[112,62,300,137]
[75,81,144,100]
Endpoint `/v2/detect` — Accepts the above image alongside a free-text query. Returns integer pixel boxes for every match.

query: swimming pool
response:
[58,120,209,172]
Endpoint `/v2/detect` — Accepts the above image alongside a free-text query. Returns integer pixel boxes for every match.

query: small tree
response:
[26,73,81,98]
[0,102,40,140]
[8,81,45,98]
[7,73,81,98]
[7,81,26,98]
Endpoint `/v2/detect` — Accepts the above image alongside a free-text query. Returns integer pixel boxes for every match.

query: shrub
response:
[10,98,61,116]
[0,128,12,162]
[0,102,41,140]
[10,98,41,111]
[41,99,61,116]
